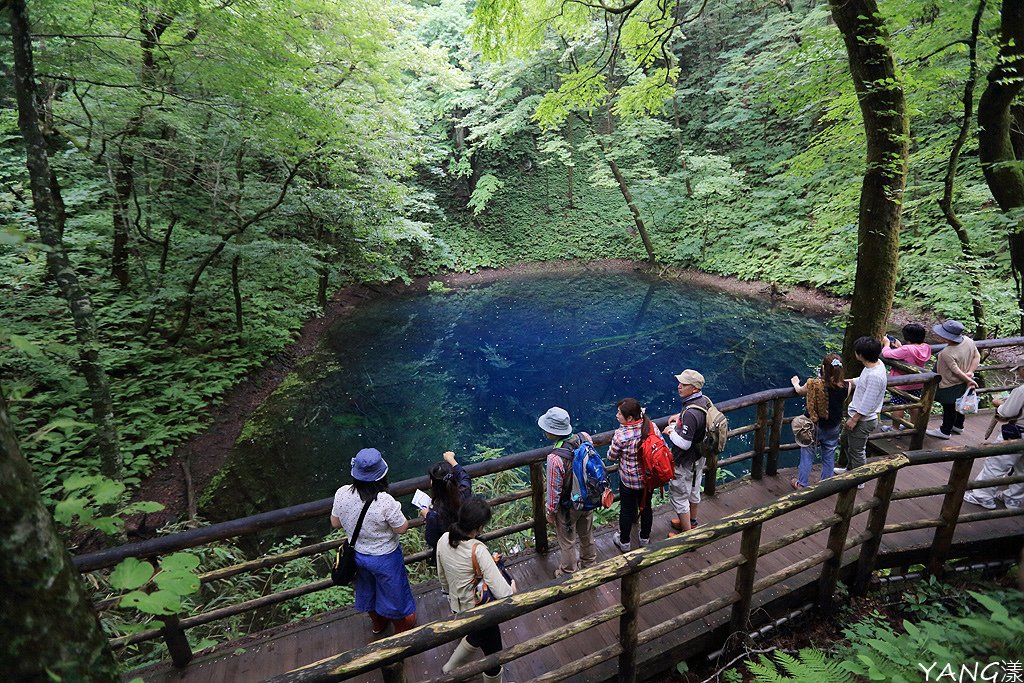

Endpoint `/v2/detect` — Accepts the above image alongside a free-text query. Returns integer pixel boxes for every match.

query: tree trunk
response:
[8,0,124,480]
[937,0,988,339]
[232,253,244,337]
[111,150,133,289]
[606,154,657,264]
[828,0,909,373]
[978,0,1024,334]
[0,379,118,678]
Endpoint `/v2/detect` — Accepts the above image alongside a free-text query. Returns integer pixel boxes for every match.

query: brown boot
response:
[392,613,417,634]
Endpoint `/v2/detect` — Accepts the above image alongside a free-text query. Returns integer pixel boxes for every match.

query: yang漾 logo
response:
[918,662,1022,682]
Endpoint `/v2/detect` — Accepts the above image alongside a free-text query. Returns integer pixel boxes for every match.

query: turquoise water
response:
[209,272,840,517]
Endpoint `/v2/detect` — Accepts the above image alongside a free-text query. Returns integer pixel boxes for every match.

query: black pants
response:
[619,485,653,543]
[939,402,966,435]
[467,624,503,675]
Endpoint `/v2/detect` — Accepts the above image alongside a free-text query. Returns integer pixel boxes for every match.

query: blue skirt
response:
[354,547,416,620]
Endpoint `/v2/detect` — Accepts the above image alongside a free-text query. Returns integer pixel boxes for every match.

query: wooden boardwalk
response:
[135,416,1024,683]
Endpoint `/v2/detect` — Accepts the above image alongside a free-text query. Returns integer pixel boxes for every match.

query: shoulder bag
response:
[332,496,374,586]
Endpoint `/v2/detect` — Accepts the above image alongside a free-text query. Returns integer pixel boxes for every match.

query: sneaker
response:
[790,478,805,490]
[638,537,651,547]
[612,536,631,553]
[1004,498,1023,509]
[690,518,699,528]
[926,428,951,440]
[951,426,963,435]
[880,425,894,433]
[963,492,997,510]
[834,467,848,474]
[857,483,865,490]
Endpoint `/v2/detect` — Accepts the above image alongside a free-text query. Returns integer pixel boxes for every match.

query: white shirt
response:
[998,385,1024,421]
[435,533,513,613]
[331,485,406,555]
[848,362,887,420]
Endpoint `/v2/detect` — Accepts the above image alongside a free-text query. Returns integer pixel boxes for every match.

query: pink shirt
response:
[882,343,932,390]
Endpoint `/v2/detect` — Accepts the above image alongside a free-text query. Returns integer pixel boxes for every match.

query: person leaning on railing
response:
[963,365,1024,510]
[330,448,417,636]
[422,450,472,556]
[840,337,886,488]
[880,323,932,432]
[789,353,846,489]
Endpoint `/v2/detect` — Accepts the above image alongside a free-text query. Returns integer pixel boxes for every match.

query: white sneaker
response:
[638,537,650,547]
[963,492,997,510]
[926,428,951,440]
[880,425,894,433]
[951,426,963,435]
[995,492,1023,509]
[834,467,847,474]
[857,483,865,490]
[612,536,631,553]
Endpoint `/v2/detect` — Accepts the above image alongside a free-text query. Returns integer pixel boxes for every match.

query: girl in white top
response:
[435,496,515,683]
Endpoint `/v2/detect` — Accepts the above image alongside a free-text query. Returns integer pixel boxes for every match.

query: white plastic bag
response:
[955,387,979,415]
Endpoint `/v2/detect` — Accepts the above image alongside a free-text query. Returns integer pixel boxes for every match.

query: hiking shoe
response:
[857,483,865,490]
[833,467,847,474]
[951,426,964,435]
[926,428,951,440]
[963,492,996,510]
[638,537,651,547]
[612,536,631,553]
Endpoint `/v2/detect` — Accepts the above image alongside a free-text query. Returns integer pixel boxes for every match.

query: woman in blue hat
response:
[330,448,417,636]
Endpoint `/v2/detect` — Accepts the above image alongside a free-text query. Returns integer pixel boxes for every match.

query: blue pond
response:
[208,271,840,518]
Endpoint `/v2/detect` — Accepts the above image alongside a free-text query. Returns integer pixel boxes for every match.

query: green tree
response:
[0,378,119,681]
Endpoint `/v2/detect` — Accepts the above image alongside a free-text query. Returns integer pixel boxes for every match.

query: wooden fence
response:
[72,336,1024,670]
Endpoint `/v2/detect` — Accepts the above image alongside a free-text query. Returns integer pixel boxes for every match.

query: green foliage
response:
[112,553,201,617]
[743,649,852,683]
[468,173,506,216]
[53,475,162,535]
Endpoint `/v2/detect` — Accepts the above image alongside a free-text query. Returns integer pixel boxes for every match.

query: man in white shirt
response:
[964,366,1024,509]
[842,337,887,483]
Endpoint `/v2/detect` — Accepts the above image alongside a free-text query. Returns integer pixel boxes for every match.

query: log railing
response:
[269,442,1024,683]
[74,336,1024,669]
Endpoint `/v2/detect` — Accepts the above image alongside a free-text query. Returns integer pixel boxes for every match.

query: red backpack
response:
[638,427,675,497]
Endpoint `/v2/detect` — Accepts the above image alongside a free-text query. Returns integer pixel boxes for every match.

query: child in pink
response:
[881,323,932,432]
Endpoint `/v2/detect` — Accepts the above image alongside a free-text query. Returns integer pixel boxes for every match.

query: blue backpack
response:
[556,437,607,512]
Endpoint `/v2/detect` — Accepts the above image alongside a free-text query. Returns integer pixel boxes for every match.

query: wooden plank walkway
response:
[134,415,1024,683]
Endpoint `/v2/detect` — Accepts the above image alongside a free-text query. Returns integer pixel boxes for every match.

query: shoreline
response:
[128,261,864,534]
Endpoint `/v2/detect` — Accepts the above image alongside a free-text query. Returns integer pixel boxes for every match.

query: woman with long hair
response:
[423,450,472,553]
[607,397,655,551]
[789,353,847,488]
[330,448,417,636]
[436,496,516,683]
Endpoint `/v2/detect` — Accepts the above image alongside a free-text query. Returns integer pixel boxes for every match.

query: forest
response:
[2,0,1024,680]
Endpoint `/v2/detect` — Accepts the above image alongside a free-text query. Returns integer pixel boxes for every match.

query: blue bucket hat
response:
[351,448,389,482]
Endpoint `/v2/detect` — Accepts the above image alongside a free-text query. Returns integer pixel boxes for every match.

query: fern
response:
[743,649,852,683]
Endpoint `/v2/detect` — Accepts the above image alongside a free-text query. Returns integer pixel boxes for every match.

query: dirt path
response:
[127,261,897,534]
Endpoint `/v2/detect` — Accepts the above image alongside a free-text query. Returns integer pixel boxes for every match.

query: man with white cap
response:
[538,406,596,578]
[664,369,710,536]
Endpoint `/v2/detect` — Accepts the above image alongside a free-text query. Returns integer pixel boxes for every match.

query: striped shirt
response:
[607,420,643,490]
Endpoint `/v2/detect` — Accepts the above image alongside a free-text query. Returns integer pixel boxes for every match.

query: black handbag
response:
[332,496,374,586]
[1001,422,1023,441]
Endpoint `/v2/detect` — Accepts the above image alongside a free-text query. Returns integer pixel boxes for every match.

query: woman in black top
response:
[790,353,847,488]
[423,450,472,552]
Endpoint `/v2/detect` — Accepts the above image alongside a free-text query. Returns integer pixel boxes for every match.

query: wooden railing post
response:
[752,402,768,481]
[704,451,719,497]
[852,469,898,596]
[160,614,193,668]
[766,397,785,476]
[728,522,763,635]
[816,486,858,613]
[382,661,406,683]
[910,375,940,451]
[927,457,973,577]
[530,461,549,554]
[617,572,641,683]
